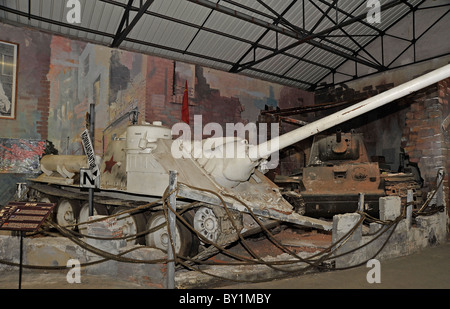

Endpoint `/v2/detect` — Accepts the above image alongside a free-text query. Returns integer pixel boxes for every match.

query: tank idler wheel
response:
[55,199,80,230]
[112,206,147,245]
[78,202,109,235]
[37,194,58,223]
[145,211,199,257]
[37,194,57,204]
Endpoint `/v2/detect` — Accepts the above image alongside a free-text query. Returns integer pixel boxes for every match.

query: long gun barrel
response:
[249,63,450,160]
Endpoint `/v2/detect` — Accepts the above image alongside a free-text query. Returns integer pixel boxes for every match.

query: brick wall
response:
[37,75,51,140]
[315,76,450,220]
[145,57,174,124]
[147,64,246,135]
[0,23,52,140]
[402,78,450,214]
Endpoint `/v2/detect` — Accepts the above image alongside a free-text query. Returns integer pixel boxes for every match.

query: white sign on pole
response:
[80,168,99,188]
[80,129,99,188]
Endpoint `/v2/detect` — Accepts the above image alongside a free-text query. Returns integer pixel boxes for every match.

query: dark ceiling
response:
[0,0,449,90]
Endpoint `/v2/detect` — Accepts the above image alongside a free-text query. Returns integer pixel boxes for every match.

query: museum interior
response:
[0,0,449,291]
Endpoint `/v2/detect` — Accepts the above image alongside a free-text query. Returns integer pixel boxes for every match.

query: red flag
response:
[182,80,189,124]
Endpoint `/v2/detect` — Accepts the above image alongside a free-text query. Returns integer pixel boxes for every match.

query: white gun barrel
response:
[250,64,450,160]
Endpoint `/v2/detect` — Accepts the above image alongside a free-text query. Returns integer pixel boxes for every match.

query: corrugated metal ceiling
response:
[0,0,447,90]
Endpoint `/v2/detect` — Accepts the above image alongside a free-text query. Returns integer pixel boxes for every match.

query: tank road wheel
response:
[112,207,147,245]
[145,212,199,257]
[55,199,80,230]
[78,202,109,235]
[193,206,220,243]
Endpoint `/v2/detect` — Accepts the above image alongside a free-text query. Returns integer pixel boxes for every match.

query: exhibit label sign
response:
[0,202,55,232]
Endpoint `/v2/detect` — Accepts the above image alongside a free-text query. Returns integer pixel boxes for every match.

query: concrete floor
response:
[220,241,450,289]
[0,241,449,290]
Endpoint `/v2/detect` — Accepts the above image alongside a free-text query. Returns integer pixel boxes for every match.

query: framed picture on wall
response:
[0,40,18,119]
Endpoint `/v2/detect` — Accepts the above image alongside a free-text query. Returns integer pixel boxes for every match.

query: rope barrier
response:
[0,169,445,285]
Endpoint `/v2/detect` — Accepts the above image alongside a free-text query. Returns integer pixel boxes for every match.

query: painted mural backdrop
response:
[45,34,313,156]
[0,138,45,173]
[0,21,313,157]
[0,21,311,203]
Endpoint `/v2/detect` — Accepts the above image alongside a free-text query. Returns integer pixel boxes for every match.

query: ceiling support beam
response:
[309,0,382,67]
[187,0,304,39]
[103,0,330,81]
[0,4,115,38]
[187,0,393,72]
[318,0,382,35]
[0,2,312,88]
[112,0,134,46]
[308,0,338,33]
[101,0,335,73]
[265,1,367,81]
[241,0,360,57]
[111,0,155,48]
[229,0,297,73]
[386,8,449,68]
[311,0,443,90]
[183,0,218,54]
[254,0,356,69]
[234,0,405,73]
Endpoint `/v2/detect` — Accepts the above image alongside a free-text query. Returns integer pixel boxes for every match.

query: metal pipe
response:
[406,190,413,228]
[436,168,444,207]
[336,129,342,143]
[18,231,23,289]
[280,116,309,126]
[250,63,450,160]
[167,170,177,289]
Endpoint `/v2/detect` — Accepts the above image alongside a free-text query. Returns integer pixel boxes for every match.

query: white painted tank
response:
[126,122,171,153]
[40,155,88,178]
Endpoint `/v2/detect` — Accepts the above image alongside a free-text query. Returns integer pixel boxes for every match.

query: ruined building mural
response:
[42,30,313,156]
[0,21,313,202]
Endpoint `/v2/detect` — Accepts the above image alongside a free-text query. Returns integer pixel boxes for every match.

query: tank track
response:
[23,183,248,260]
[382,173,423,209]
[274,172,424,217]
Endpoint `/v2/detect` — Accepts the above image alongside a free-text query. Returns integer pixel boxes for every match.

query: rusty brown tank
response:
[275,130,423,218]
